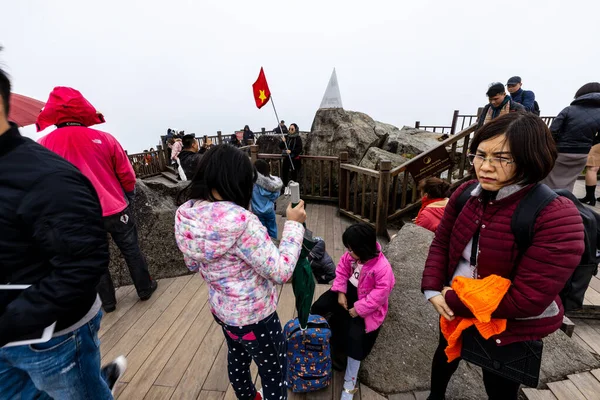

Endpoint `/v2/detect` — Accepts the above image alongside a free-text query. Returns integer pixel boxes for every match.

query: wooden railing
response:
[250,146,340,202]
[127,146,169,178]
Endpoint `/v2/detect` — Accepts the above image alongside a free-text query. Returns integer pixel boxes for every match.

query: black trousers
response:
[428,328,521,400]
[281,158,301,188]
[96,207,153,305]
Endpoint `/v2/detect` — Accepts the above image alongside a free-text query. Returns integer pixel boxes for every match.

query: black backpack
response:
[455,182,600,312]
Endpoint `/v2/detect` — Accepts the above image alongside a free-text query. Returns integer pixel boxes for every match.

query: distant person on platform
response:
[414,177,450,233]
[507,76,539,114]
[543,82,600,193]
[279,123,303,188]
[230,132,242,148]
[178,134,204,179]
[274,120,288,134]
[243,125,255,145]
[37,87,157,313]
[0,70,127,397]
[252,159,283,239]
[476,82,525,130]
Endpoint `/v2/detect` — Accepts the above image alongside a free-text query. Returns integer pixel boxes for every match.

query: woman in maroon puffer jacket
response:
[421,112,585,400]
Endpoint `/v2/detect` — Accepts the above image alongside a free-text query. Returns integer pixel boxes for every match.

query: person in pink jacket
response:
[311,223,395,400]
[175,144,306,400]
[37,87,157,313]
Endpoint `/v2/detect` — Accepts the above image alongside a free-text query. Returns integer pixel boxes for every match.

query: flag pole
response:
[269,94,295,171]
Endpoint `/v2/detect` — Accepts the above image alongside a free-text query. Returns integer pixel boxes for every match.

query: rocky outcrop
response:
[108,179,190,287]
[305,109,390,164]
[256,134,282,155]
[360,224,600,398]
[358,147,410,171]
[383,126,445,158]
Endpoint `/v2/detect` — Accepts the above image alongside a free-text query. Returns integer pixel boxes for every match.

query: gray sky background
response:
[2,0,599,153]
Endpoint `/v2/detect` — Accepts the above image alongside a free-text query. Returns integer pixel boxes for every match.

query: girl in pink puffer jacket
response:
[311,223,395,400]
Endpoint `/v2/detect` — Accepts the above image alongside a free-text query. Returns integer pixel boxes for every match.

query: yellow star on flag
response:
[258,90,267,103]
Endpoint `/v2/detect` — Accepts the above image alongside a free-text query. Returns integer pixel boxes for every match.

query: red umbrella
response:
[8,93,45,127]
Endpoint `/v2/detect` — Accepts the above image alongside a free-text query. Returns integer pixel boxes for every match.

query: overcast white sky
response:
[2,0,599,153]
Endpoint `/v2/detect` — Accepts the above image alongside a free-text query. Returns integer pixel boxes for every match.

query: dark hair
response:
[182,134,196,149]
[469,112,557,185]
[280,120,285,124]
[575,82,600,99]
[0,65,11,118]
[244,125,250,131]
[178,144,257,208]
[486,82,505,97]
[289,123,299,131]
[255,159,271,176]
[418,177,450,199]
[342,223,379,263]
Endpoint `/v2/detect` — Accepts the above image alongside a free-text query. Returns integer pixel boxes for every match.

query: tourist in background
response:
[311,223,395,400]
[506,76,538,114]
[178,134,204,179]
[414,177,450,233]
[279,123,303,188]
[579,140,600,206]
[175,144,306,400]
[38,87,157,313]
[252,159,283,239]
[230,132,242,147]
[0,67,126,398]
[243,124,255,145]
[542,82,600,192]
[169,137,183,165]
[274,120,288,134]
[476,82,525,130]
[421,113,584,400]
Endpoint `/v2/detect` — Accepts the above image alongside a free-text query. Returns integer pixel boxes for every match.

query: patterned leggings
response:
[215,312,287,400]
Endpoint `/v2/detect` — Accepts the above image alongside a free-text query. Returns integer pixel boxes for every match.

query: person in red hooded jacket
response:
[37,87,157,313]
[414,177,450,233]
[421,113,584,400]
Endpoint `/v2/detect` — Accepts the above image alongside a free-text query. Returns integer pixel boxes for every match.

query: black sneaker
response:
[102,303,116,313]
[102,355,127,394]
[139,280,158,301]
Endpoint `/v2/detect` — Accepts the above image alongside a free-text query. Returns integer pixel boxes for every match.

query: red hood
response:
[36,87,105,132]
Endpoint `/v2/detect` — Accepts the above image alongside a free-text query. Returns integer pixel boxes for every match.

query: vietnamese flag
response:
[252,67,271,109]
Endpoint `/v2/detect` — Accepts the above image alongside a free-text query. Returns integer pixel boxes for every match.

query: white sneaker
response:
[341,386,358,400]
[101,355,127,395]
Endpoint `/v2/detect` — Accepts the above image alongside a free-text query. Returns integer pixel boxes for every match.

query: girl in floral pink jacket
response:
[312,223,395,400]
[175,145,306,400]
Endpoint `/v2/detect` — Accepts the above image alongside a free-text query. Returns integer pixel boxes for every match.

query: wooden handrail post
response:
[261,127,266,133]
[250,145,259,163]
[203,135,208,146]
[217,131,223,145]
[415,121,421,129]
[376,160,392,238]
[156,145,166,171]
[450,110,459,135]
[338,152,349,210]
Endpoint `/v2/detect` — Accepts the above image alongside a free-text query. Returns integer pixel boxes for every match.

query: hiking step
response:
[522,389,557,400]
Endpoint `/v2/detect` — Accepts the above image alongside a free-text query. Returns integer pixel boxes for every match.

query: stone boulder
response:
[358,147,410,171]
[256,134,282,155]
[108,179,190,287]
[305,109,390,165]
[360,224,600,398]
[384,126,445,158]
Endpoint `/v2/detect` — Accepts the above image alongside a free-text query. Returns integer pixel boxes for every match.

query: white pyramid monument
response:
[319,68,343,109]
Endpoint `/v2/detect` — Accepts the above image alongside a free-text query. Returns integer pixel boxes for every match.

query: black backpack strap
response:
[511,184,558,255]
[454,182,479,214]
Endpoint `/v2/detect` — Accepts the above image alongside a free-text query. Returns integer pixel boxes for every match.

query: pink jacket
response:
[331,244,396,332]
[170,141,182,160]
[175,200,305,327]
[37,87,136,217]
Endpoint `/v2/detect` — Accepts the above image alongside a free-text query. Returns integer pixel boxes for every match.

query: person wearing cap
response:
[507,76,538,114]
[476,82,525,130]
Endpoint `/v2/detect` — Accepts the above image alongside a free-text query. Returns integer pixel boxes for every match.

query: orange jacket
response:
[440,275,511,362]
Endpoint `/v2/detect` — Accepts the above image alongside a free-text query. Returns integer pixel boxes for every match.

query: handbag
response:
[460,230,543,387]
[461,326,543,387]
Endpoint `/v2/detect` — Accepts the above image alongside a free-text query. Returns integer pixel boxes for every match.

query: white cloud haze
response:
[2,0,599,152]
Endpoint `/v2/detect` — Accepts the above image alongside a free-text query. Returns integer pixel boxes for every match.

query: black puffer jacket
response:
[551,93,600,154]
[178,150,203,179]
[0,124,108,347]
[308,239,336,284]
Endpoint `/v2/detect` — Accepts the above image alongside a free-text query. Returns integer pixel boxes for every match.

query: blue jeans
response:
[257,210,278,239]
[0,311,113,399]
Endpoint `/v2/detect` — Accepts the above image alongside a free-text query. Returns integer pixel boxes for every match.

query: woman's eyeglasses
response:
[467,154,514,168]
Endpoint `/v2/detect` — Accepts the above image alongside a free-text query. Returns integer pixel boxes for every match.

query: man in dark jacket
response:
[542,82,600,192]
[476,82,525,130]
[0,68,125,397]
[178,134,203,179]
[274,120,288,134]
[507,76,538,114]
